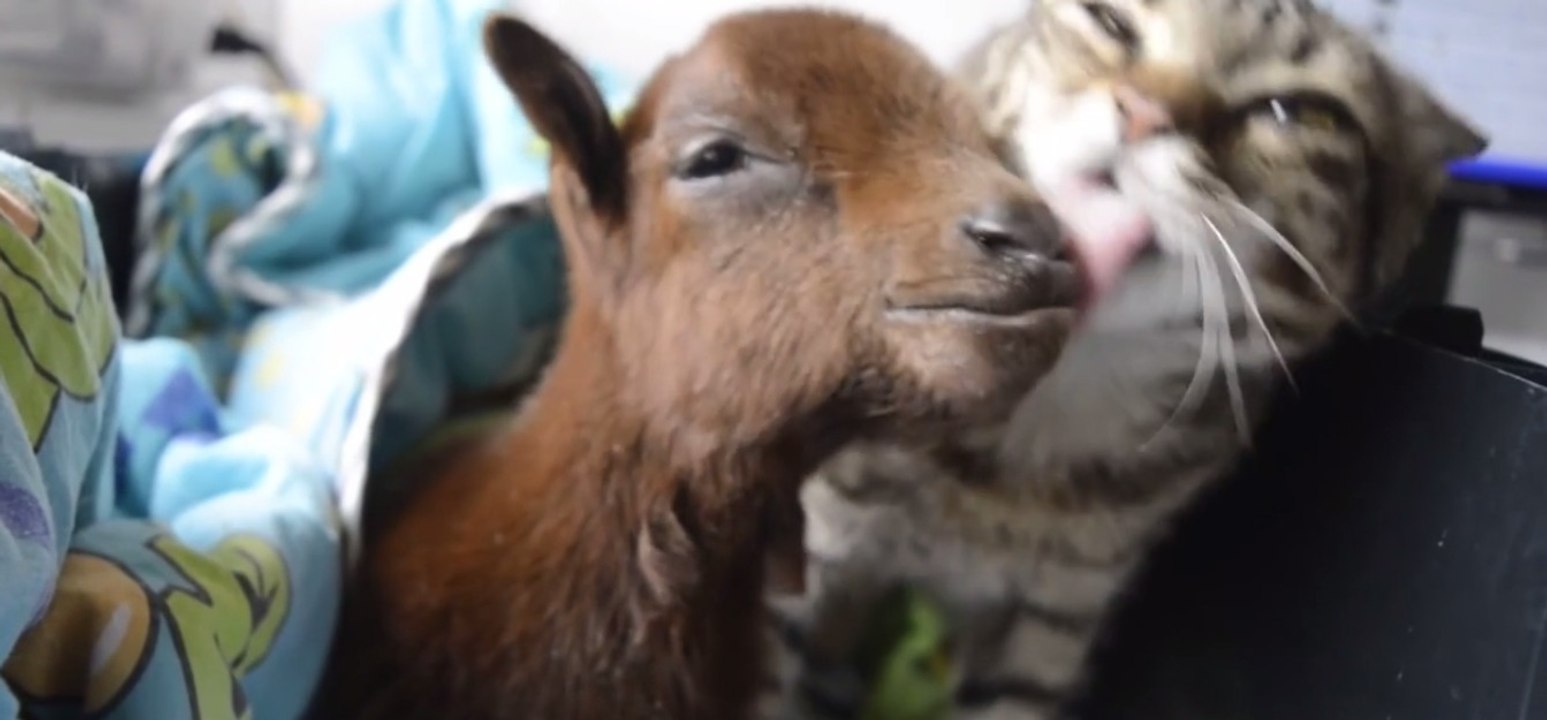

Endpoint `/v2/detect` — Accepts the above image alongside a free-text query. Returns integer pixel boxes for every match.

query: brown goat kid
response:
[319,9,1118,720]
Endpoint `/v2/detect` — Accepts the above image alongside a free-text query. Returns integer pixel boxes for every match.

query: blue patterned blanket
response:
[0,0,634,717]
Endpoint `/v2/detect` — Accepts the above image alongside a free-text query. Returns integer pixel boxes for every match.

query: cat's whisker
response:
[1179,230,1199,302]
[1196,239,1252,445]
[1230,201,1358,325]
[1202,213,1299,395]
[1142,247,1217,451]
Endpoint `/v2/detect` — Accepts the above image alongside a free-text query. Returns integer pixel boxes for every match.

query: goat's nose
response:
[1114,84,1175,142]
[960,198,1063,258]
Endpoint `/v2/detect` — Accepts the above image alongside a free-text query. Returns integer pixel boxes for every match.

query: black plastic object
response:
[1076,313,1547,719]
[211,24,297,89]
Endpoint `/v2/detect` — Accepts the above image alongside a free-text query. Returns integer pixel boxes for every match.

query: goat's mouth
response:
[885,259,1080,325]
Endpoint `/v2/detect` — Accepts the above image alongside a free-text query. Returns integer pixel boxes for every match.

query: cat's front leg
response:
[768,546,906,718]
[948,579,1109,720]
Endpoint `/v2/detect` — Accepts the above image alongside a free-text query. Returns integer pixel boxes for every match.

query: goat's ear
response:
[484,13,627,222]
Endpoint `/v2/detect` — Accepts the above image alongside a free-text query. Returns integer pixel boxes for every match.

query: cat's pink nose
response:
[1115,84,1174,142]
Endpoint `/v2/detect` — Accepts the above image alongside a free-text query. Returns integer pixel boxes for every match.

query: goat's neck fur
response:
[337,300,816,720]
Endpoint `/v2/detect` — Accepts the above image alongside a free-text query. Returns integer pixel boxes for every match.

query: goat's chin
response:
[881,306,1074,429]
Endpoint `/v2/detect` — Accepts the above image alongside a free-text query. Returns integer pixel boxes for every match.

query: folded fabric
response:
[0,151,121,716]
[0,163,560,720]
[124,0,636,554]
[225,193,567,555]
[0,150,342,720]
[4,380,340,720]
[126,0,632,391]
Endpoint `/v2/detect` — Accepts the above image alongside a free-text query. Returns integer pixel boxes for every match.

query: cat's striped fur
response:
[763,1,1485,718]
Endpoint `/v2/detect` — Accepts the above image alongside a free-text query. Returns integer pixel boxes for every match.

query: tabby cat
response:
[763,1,1485,718]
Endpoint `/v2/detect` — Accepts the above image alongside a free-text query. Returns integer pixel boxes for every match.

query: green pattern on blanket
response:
[4,526,300,720]
[155,534,292,720]
[0,167,117,446]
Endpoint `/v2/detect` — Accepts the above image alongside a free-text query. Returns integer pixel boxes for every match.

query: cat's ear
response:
[1412,91,1488,164]
[1380,58,1488,165]
[1363,66,1488,291]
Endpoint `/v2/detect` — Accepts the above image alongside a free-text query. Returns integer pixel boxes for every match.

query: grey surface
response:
[1449,211,1547,365]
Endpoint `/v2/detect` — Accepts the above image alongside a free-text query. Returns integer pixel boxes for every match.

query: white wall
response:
[283,0,1547,164]
[279,0,1025,85]
[274,0,389,85]
[0,1,1020,164]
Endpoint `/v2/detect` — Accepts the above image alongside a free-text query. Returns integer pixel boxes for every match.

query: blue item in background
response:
[3,0,638,717]
[1451,157,1547,192]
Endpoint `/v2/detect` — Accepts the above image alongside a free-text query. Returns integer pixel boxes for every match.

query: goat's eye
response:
[1081,2,1138,48]
[677,140,748,180]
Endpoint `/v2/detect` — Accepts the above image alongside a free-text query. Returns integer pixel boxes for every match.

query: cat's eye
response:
[1290,106,1341,132]
[1080,1,1139,49]
[1248,95,1358,135]
[676,139,749,180]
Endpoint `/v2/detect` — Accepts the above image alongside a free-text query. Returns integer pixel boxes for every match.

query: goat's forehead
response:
[645,20,966,147]
[704,18,936,98]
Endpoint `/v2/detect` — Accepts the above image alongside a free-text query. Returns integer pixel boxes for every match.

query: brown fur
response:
[316,9,1080,720]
